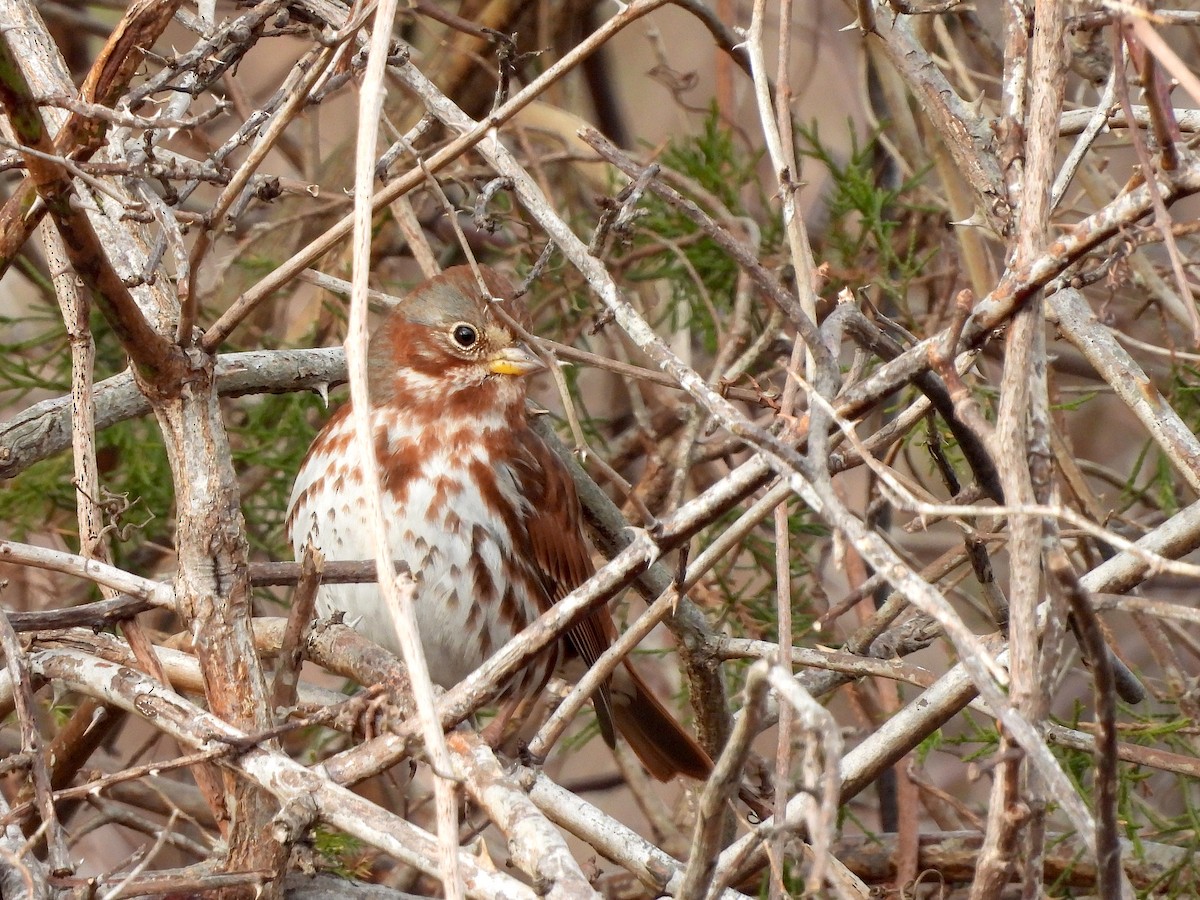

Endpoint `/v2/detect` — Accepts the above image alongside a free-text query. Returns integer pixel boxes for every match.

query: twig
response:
[1045,549,1122,898]
[32,648,538,900]
[708,664,843,896]
[181,39,340,344]
[0,0,187,282]
[1111,28,1197,343]
[524,769,753,900]
[0,607,70,875]
[527,588,676,763]
[1047,287,1200,495]
[445,733,597,897]
[0,540,173,607]
[270,543,324,716]
[199,0,673,351]
[0,30,182,383]
[678,664,767,900]
[1052,72,1116,208]
[581,128,826,359]
[837,494,1200,809]
[348,4,462,896]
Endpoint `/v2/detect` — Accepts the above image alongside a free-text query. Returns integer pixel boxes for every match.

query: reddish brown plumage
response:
[287,265,712,781]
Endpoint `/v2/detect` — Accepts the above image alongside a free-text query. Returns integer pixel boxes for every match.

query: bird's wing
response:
[516,425,610,654]
[515,424,618,742]
[515,420,713,781]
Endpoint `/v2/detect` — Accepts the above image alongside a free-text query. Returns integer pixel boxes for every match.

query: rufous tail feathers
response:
[607,662,713,781]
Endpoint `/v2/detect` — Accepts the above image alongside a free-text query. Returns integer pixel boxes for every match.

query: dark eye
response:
[451,323,478,348]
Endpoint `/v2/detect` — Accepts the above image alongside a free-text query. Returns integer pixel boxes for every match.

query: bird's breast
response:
[286,408,550,691]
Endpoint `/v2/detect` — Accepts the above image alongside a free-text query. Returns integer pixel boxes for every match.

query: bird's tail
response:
[606,662,713,782]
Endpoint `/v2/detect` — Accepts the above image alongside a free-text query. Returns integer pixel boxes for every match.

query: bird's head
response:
[367,266,544,414]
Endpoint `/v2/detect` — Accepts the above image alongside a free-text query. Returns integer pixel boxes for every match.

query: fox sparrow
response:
[287,265,711,781]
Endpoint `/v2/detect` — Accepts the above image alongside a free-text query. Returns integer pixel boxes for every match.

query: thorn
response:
[625,525,662,566]
[949,210,989,229]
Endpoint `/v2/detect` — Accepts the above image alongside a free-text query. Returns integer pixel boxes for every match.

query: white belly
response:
[286,409,534,689]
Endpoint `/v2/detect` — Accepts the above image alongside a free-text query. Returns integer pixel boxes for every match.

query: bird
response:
[286,265,712,781]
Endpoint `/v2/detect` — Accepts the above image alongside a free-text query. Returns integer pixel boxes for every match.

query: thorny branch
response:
[3,1,1200,897]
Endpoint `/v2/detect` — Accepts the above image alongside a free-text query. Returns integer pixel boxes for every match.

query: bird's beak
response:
[488,345,546,377]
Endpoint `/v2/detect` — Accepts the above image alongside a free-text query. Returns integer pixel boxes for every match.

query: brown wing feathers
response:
[516,428,619,746]
[516,427,713,781]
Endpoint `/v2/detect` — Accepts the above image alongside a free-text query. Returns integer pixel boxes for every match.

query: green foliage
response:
[703,498,827,649]
[0,454,75,542]
[942,708,1000,762]
[228,390,325,555]
[553,707,603,758]
[1051,389,1099,413]
[663,110,762,216]
[625,106,780,354]
[235,253,288,281]
[795,120,936,312]
[0,303,174,557]
[1114,434,1179,518]
[1042,707,1200,895]
[1146,362,1200,513]
[754,860,810,897]
[310,827,370,879]
[0,311,69,394]
[915,728,943,765]
[552,364,614,451]
[0,285,324,566]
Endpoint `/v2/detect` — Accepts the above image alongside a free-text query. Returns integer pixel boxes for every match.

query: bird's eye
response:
[451,323,478,348]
